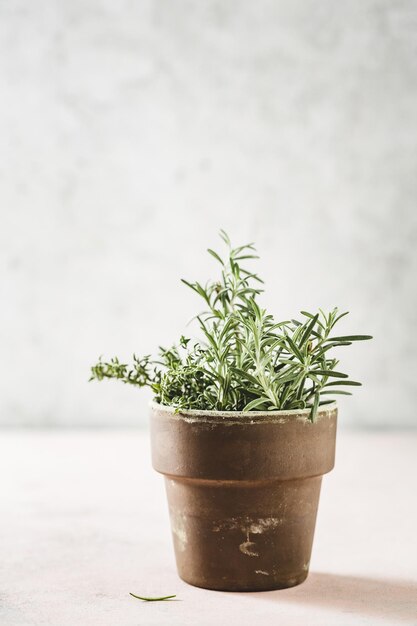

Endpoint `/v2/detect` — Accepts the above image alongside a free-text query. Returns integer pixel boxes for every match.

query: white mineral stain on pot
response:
[249,518,283,533]
[239,539,259,557]
[255,570,270,575]
[212,516,284,533]
[213,516,284,558]
[170,513,188,552]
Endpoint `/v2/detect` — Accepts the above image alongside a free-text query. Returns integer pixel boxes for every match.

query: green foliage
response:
[90,232,372,421]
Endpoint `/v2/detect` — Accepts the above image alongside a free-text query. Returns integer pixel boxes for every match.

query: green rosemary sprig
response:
[129,593,176,601]
[90,232,372,421]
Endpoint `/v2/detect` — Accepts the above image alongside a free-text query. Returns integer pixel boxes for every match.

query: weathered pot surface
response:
[150,401,337,592]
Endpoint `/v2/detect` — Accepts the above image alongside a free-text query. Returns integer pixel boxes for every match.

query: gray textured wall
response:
[1,1,416,427]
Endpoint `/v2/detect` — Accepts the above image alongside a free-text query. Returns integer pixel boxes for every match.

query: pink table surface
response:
[1,429,416,626]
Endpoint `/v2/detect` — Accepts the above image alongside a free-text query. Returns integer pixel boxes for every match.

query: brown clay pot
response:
[150,401,337,592]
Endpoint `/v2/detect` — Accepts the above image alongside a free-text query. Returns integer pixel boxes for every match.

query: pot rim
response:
[150,400,337,419]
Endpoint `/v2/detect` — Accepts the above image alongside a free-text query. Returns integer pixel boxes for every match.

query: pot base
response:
[178,570,309,592]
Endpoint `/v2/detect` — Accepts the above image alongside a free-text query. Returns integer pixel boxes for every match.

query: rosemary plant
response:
[90,231,371,421]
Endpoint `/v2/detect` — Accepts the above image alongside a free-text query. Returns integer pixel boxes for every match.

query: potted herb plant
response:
[91,231,371,591]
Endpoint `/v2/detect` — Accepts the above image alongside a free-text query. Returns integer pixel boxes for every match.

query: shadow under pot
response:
[150,402,337,592]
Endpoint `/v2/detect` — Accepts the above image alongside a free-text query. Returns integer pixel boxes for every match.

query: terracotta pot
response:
[150,401,337,592]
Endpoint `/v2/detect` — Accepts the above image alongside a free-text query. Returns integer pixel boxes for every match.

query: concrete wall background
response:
[1,0,416,428]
